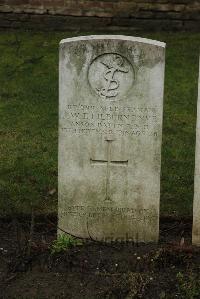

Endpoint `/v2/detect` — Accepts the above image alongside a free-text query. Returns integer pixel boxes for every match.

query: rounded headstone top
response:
[60,35,166,48]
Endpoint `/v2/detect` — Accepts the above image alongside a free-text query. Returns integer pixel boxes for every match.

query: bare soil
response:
[1,216,200,299]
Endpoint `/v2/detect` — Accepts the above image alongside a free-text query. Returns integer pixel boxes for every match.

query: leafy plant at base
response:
[51,234,81,254]
[176,271,200,299]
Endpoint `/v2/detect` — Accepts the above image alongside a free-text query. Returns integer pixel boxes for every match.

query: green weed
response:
[176,271,200,299]
[51,234,81,254]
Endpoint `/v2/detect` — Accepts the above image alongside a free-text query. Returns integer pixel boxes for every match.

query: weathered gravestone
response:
[58,35,165,242]
[193,57,200,246]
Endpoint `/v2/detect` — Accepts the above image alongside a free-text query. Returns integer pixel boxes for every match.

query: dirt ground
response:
[1,216,200,299]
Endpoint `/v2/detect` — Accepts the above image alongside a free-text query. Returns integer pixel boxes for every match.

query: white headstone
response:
[58,35,165,243]
[193,57,200,246]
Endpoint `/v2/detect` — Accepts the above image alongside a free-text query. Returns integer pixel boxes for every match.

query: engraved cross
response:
[90,139,128,201]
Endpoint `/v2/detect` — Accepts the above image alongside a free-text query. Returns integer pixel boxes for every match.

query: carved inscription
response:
[59,205,157,223]
[88,53,134,101]
[61,104,159,137]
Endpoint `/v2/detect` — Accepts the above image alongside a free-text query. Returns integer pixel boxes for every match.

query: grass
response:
[0,30,199,217]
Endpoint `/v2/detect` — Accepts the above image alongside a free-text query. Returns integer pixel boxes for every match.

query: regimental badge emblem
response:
[88,53,135,101]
